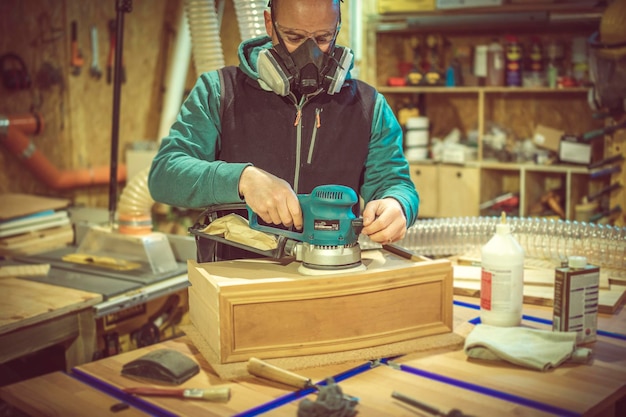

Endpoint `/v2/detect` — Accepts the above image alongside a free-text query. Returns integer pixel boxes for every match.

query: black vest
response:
[217,66,376,195]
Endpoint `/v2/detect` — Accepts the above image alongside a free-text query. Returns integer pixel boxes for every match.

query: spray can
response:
[553,256,599,344]
[504,35,523,87]
[480,212,525,327]
[486,38,505,87]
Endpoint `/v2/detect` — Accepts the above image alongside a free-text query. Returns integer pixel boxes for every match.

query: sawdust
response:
[181,322,468,381]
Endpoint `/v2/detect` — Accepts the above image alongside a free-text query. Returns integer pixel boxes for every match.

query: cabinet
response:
[366,4,617,221]
[409,163,479,218]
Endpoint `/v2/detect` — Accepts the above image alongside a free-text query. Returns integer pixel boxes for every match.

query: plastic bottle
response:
[486,39,504,87]
[480,212,525,327]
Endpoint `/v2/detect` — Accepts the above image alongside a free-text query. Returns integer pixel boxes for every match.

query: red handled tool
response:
[70,20,84,75]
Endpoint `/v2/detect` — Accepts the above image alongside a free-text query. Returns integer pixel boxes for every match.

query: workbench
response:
[0,277,102,372]
[1,296,624,417]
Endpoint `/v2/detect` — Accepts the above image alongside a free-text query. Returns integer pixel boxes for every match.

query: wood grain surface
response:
[0,277,102,334]
[0,371,149,417]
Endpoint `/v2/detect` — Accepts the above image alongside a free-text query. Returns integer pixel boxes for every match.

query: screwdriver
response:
[391,391,477,417]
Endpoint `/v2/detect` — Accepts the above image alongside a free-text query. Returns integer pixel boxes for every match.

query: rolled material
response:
[399,216,626,271]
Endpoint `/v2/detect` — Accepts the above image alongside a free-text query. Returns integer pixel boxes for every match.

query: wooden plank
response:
[454,264,611,289]
[302,364,557,417]
[0,194,69,221]
[0,313,79,364]
[0,278,102,334]
[74,338,296,417]
[0,371,149,417]
[453,279,626,315]
[397,340,626,417]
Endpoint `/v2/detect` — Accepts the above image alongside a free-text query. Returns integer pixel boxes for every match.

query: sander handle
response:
[247,357,312,390]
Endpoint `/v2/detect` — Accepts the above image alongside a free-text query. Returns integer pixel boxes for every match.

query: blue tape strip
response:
[453,300,480,310]
[396,363,582,417]
[70,368,178,417]
[455,301,626,340]
[233,361,375,417]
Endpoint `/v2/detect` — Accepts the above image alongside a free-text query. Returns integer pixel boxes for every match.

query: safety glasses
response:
[274,21,340,48]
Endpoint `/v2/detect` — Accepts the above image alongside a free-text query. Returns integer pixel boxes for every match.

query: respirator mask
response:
[257,14,352,96]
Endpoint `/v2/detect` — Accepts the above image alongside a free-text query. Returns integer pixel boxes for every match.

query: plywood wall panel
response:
[0,0,186,208]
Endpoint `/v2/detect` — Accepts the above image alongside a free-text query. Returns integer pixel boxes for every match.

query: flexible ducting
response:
[398,216,626,272]
[185,0,226,75]
[117,166,154,234]
[157,7,192,143]
[233,0,267,41]
[0,113,127,189]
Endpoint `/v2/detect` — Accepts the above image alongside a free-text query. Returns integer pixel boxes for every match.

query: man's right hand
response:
[238,166,303,230]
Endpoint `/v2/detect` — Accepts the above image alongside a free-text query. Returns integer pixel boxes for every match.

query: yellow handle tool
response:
[247,357,312,390]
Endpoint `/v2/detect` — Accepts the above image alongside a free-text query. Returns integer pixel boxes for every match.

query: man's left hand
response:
[361,198,407,244]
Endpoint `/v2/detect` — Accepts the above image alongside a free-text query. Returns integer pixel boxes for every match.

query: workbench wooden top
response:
[1,296,624,417]
[0,277,102,334]
[65,299,625,417]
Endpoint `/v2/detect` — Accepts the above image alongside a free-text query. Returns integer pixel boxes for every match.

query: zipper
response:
[292,95,306,193]
[290,91,322,193]
[307,108,322,164]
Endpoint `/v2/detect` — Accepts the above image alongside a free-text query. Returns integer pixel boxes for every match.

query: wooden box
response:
[187,250,453,364]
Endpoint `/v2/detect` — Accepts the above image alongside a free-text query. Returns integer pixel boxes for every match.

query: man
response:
[148,0,418,247]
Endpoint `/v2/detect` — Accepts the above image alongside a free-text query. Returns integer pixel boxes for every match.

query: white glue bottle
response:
[480,212,525,327]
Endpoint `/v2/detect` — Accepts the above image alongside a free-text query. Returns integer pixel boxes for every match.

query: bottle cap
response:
[496,211,510,234]
[568,256,587,268]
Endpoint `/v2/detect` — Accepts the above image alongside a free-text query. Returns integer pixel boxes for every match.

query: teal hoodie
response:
[148,36,419,226]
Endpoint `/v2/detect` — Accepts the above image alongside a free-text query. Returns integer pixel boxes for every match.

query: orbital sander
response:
[191,184,366,275]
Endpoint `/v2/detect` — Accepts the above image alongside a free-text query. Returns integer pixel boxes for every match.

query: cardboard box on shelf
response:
[379,0,436,14]
[437,0,503,9]
[533,124,564,152]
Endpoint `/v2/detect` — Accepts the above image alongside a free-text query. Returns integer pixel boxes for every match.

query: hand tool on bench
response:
[123,386,231,402]
[247,357,358,416]
[586,181,623,202]
[392,391,476,417]
[70,20,84,75]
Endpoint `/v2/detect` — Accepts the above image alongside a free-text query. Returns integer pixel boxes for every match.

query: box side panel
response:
[187,262,221,356]
[219,260,453,362]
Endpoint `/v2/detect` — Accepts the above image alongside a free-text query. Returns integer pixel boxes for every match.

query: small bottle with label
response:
[480,212,525,327]
[553,256,599,344]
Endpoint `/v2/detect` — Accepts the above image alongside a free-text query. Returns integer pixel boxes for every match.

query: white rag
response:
[464,324,593,371]
[201,213,278,251]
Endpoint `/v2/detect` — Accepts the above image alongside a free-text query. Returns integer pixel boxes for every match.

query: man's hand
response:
[238,166,303,230]
[361,198,407,244]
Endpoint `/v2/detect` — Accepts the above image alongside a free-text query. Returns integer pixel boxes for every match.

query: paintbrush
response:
[123,386,231,402]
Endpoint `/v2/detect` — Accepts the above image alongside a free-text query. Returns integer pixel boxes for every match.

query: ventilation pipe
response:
[157,6,192,143]
[185,0,226,75]
[233,0,267,42]
[0,113,126,189]
[117,166,154,234]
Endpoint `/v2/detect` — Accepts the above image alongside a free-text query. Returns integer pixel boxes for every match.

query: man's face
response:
[264,0,340,53]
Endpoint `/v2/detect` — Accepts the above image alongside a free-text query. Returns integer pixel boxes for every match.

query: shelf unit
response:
[364,3,615,221]
[378,86,594,160]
